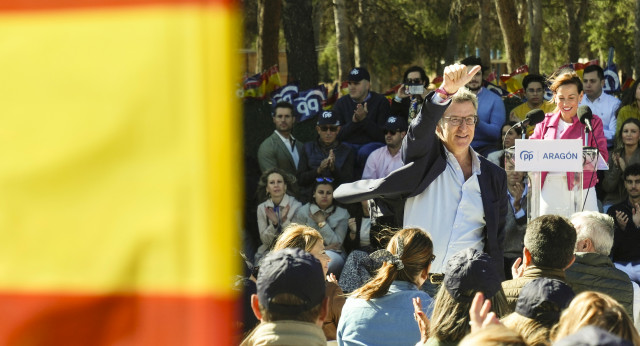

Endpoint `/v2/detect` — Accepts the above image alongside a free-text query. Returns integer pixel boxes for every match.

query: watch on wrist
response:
[435,87,455,98]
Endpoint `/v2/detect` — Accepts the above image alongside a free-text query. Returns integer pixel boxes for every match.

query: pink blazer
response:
[529,111,609,190]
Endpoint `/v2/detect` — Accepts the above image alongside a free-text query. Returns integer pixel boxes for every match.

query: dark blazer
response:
[257,131,304,176]
[334,93,508,278]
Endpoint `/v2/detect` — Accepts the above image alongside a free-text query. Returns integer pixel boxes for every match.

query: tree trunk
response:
[494,0,526,71]
[353,0,368,67]
[444,0,461,66]
[635,0,640,78]
[256,0,281,72]
[478,0,492,72]
[564,0,588,63]
[282,0,318,89]
[333,0,351,81]
[527,0,542,74]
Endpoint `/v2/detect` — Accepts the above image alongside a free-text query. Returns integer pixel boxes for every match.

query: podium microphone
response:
[578,105,593,146]
[512,109,546,140]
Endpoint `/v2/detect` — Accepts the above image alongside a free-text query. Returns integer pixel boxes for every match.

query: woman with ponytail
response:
[336,228,435,345]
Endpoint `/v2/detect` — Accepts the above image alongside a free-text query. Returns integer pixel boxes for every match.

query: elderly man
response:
[334,63,507,281]
[566,211,636,320]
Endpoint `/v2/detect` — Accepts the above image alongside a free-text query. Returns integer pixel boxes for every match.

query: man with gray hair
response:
[335,64,507,282]
[566,211,636,320]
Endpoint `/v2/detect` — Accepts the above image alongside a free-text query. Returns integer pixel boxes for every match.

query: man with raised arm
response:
[334,63,507,281]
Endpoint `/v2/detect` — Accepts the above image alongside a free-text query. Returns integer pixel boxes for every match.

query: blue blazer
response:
[335,93,507,279]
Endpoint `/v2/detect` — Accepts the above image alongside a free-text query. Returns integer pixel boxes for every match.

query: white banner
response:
[514,139,583,172]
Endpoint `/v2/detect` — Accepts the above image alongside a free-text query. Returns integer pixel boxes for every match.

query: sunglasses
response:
[406,78,422,84]
[316,177,334,183]
[319,126,339,132]
[384,130,398,135]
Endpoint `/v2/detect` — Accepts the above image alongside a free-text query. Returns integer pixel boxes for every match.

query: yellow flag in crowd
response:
[0,0,241,345]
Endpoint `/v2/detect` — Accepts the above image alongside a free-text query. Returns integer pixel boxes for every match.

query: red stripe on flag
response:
[0,292,240,345]
[0,0,236,11]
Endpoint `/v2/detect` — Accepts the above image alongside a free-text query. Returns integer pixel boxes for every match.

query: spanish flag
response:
[0,0,240,345]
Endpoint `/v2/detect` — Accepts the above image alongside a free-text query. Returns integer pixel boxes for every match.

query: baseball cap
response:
[348,67,370,82]
[516,277,574,324]
[553,326,633,346]
[443,248,502,303]
[383,116,408,132]
[317,111,341,126]
[257,248,326,314]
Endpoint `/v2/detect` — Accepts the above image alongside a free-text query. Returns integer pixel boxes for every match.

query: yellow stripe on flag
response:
[0,4,241,296]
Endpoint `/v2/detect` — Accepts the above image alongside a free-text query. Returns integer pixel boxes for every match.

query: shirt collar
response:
[442,145,482,175]
[274,130,295,142]
[310,203,335,215]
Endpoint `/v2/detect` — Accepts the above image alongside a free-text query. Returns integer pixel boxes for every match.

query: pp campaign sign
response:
[514,139,582,172]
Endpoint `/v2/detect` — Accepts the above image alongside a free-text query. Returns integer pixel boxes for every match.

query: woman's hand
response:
[279,204,290,223]
[326,243,341,250]
[348,218,357,240]
[469,292,501,333]
[265,207,279,225]
[311,210,327,224]
[413,297,430,344]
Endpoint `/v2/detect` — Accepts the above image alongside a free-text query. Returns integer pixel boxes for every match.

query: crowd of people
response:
[240,58,640,345]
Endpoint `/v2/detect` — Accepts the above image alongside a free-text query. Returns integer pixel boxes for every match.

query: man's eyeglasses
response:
[406,78,422,84]
[443,116,478,126]
[384,130,397,135]
[316,177,334,183]
[319,126,339,132]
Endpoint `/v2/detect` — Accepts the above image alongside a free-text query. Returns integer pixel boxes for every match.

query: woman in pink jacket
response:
[530,71,609,214]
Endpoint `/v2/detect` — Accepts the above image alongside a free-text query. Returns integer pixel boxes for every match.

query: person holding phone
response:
[391,66,430,122]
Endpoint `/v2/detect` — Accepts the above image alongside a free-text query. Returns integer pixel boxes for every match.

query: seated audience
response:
[254,168,302,264]
[292,178,349,277]
[565,211,635,320]
[421,248,509,345]
[607,164,640,285]
[391,65,430,122]
[297,110,355,202]
[241,248,328,346]
[502,215,577,311]
[509,73,556,137]
[550,291,640,345]
[501,278,575,346]
[337,228,434,345]
[272,224,345,341]
[603,118,640,211]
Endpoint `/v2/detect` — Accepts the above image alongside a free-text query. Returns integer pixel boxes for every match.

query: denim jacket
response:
[337,281,433,346]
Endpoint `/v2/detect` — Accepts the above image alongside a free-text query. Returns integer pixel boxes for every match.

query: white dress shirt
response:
[580,92,620,147]
[403,146,485,274]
